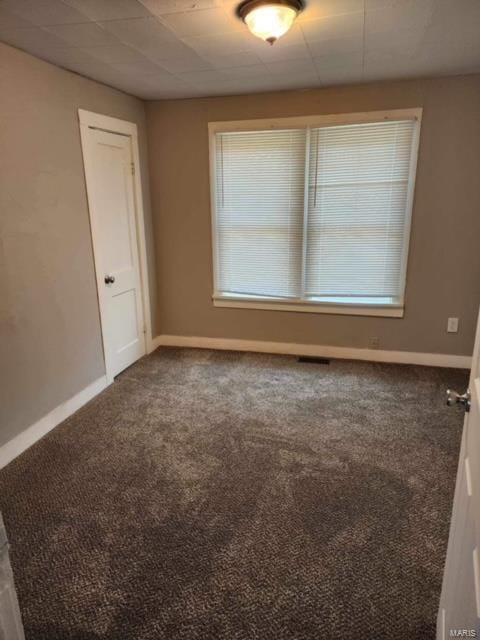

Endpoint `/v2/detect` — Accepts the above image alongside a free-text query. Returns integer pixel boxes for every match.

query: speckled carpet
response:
[0,348,468,640]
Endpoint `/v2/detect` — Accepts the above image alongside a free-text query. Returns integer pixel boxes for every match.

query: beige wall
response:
[146,74,480,357]
[0,43,156,447]
[1,50,479,450]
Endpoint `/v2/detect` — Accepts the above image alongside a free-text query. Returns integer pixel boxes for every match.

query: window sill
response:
[213,295,404,318]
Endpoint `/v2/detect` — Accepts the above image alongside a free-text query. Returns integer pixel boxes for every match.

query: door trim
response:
[78,109,152,383]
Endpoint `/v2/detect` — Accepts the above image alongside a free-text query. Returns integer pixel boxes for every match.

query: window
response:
[210,110,421,317]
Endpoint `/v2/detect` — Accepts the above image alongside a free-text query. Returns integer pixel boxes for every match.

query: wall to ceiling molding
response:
[146,74,480,356]
[0,42,157,448]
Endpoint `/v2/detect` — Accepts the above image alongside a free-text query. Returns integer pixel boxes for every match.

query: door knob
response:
[104,275,115,285]
[446,389,471,412]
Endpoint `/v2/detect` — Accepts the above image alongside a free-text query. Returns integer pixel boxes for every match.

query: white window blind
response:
[215,129,306,299]
[306,121,416,302]
[213,115,418,312]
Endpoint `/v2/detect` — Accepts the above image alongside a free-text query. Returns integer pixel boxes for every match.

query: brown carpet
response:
[0,347,468,640]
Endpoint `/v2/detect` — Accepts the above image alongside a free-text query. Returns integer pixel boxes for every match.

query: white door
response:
[81,127,146,379]
[438,308,480,638]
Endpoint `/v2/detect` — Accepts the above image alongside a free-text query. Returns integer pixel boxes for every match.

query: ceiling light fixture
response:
[237,0,304,45]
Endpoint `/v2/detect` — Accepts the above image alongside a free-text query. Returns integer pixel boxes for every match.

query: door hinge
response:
[131,162,135,176]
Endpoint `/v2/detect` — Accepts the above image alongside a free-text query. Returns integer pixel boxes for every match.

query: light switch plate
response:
[447,317,459,333]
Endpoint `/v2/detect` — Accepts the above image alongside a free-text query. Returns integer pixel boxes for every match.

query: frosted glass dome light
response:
[237,0,303,45]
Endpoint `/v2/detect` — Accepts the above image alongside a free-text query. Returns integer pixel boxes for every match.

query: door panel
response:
[84,128,146,378]
[111,289,140,349]
[95,139,135,273]
[438,308,480,638]
[467,381,480,534]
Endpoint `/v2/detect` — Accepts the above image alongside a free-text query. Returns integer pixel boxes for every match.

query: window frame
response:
[208,108,422,318]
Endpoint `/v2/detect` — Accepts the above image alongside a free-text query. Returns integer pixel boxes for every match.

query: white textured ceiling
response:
[1,0,479,99]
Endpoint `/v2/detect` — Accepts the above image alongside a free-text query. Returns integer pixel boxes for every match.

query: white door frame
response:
[78,108,153,384]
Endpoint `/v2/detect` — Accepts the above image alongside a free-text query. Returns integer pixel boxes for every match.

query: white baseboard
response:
[0,375,109,471]
[152,335,471,369]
